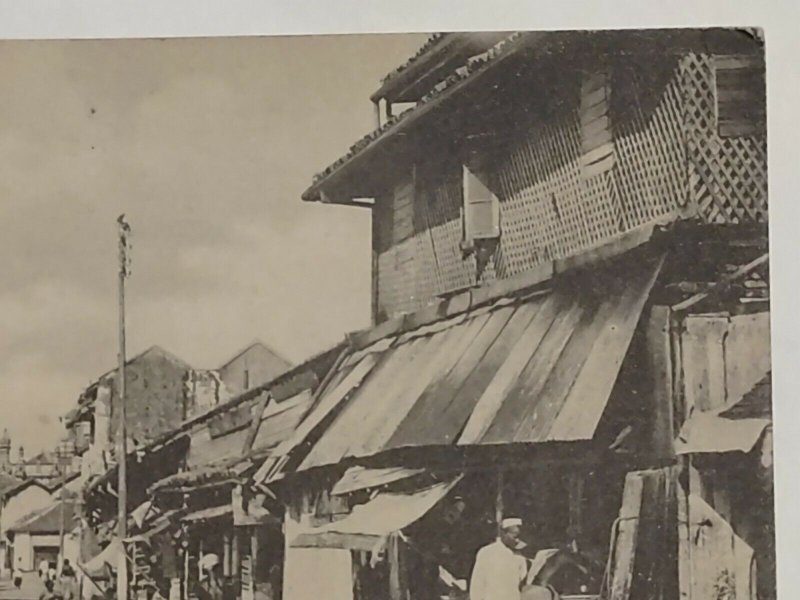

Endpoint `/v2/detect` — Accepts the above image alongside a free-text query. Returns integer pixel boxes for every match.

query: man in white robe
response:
[469,518,529,600]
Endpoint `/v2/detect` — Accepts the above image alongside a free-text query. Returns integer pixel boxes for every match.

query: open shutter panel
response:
[462,165,500,243]
[392,180,415,245]
[714,54,766,138]
[580,71,614,179]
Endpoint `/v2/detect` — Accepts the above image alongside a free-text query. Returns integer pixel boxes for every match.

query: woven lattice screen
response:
[374,52,767,319]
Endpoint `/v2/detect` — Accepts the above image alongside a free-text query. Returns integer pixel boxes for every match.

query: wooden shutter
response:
[462,165,500,243]
[392,180,415,245]
[580,71,614,178]
[714,54,766,138]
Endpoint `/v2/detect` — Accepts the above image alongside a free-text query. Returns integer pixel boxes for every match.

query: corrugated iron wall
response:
[373,52,768,321]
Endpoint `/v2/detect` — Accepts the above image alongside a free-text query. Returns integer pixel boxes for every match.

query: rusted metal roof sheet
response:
[675,372,771,455]
[251,390,314,451]
[291,478,461,550]
[298,255,663,471]
[181,504,232,524]
[331,466,426,496]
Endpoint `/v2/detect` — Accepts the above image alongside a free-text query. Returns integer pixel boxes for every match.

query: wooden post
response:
[231,532,240,577]
[373,101,381,129]
[567,472,584,551]
[58,460,66,571]
[223,532,232,578]
[371,207,380,326]
[198,538,205,582]
[646,306,676,459]
[250,530,258,585]
[388,533,408,600]
[116,215,131,600]
[495,470,504,537]
[183,546,189,600]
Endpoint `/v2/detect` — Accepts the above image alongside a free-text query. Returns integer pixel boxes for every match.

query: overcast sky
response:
[0,34,427,454]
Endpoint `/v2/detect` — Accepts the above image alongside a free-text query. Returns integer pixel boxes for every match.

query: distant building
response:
[0,479,54,576]
[217,341,292,394]
[63,346,226,482]
[64,343,291,486]
[0,430,78,484]
[6,499,79,572]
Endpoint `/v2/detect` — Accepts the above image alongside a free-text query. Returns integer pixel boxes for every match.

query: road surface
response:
[0,572,46,600]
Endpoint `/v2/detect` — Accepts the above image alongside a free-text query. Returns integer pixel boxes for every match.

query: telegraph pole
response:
[117,215,131,600]
[58,440,67,573]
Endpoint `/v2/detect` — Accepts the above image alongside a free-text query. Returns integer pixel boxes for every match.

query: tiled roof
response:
[0,473,23,497]
[377,33,446,86]
[8,500,78,534]
[303,32,527,202]
[1,478,49,500]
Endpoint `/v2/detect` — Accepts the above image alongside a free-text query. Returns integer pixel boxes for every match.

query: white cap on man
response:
[500,517,522,529]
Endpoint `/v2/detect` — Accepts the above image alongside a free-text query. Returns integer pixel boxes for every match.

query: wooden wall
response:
[371,50,768,321]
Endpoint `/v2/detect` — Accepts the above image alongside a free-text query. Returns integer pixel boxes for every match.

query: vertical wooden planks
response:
[483,293,582,444]
[608,472,644,600]
[646,306,676,459]
[457,302,548,444]
[713,54,766,138]
[386,310,493,448]
[608,468,678,600]
[548,256,663,441]
[681,316,729,412]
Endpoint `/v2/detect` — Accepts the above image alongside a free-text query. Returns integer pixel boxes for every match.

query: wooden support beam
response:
[671,253,768,313]
[495,470,504,537]
[646,306,676,460]
[231,532,240,577]
[223,532,232,577]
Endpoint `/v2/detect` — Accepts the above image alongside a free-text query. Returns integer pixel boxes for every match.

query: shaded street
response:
[0,573,46,600]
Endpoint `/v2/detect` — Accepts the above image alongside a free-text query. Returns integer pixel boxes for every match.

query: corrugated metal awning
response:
[181,504,232,524]
[126,509,183,543]
[331,466,425,496]
[80,538,122,576]
[298,254,663,471]
[675,413,770,455]
[291,478,460,551]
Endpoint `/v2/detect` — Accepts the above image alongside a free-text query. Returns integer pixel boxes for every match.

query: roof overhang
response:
[303,32,537,205]
[370,32,513,103]
[303,28,762,207]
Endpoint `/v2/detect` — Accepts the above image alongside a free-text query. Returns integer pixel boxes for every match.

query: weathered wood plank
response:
[360,320,477,455]
[483,294,584,443]
[387,310,493,448]
[549,255,663,440]
[645,306,676,459]
[581,142,615,167]
[580,99,609,123]
[582,153,615,179]
[429,305,530,443]
[608,472,644,600]
[458,303,546,444]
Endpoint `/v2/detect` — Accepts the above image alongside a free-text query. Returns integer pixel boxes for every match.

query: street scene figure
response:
[469,519,528,600]
[0,26,772,600]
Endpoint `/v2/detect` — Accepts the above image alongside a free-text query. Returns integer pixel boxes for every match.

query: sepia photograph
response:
[0,22,775,600]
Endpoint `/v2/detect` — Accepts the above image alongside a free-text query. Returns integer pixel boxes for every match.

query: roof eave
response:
[303,32,536,206]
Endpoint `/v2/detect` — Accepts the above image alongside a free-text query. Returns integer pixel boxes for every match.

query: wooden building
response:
[258,29,770,600]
